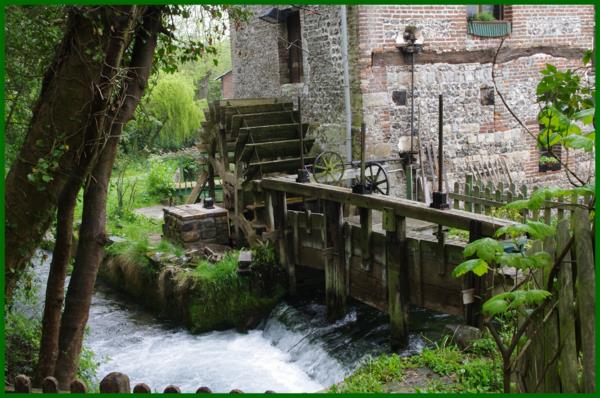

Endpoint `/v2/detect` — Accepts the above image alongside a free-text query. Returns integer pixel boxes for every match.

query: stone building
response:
[230,5,595,197]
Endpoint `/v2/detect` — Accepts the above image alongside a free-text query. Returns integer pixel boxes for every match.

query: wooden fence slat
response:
[573,208,595,393]
[542,232,560,392]
[465,175,473,212]
[473,185,481,214]
[453,181,460,210]
[556,220,578,392]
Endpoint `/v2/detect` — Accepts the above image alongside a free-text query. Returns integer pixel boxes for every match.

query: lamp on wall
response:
[259,7,295,24]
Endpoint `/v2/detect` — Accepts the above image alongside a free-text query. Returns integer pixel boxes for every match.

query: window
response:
[277,11,303,84]
[467,5,504,20]
[539,144,562,172]
[480,87,495,106]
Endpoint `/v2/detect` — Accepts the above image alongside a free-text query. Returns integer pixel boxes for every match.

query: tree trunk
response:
[4,6,136,302]
[53,8,161,388]
[34,6,141,383]
[35,184,79,383]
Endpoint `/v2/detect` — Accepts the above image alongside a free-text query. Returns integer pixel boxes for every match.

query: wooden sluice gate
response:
[256,176,513,348]
[201,96,514,349]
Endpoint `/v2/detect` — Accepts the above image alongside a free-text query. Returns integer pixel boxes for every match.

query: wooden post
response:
[465,175,473,212]
[272,191,290,292]
[324,200,347,321]
[574,208,595,393]
[234,160,240,243]
[465,221,482,326]
[208,139,217,200]
[289,211,298,296]
[359,207,372,270]
[556,219,578,392]
[384,208,409,349]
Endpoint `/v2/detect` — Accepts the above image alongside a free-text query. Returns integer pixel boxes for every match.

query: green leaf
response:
[452,258,489,278]
[573,108,595,124]
[504,199,530,211]
[498,251,552,270]
[525,221,556,240]
[582,49,592,66]
[496,221,555,240]
[482,297,509,316]
[563,134,594,152]
[482,289,551,316]
[463,238,504,262]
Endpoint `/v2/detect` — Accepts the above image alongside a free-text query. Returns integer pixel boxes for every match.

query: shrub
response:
[145,158,176,200]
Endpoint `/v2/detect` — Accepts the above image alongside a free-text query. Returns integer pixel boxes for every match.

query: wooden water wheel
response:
[200,97,317,246]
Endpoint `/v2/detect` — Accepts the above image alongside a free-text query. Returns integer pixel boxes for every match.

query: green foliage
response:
[330,354,405,393]
[332,338,502,393]
[145,74,204,150]
[473,11,496,21]
[452,258,489,277]
[464,238,504,262]
[4,6,66,167]
[145,158,177,200]
[496,220,555,240]
[483,290,552,317]
[4,309,41,382]
[536,61,595,155]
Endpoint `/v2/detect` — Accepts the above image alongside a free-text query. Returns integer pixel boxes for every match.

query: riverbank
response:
[99,240,287,333]
[330,335,502,393]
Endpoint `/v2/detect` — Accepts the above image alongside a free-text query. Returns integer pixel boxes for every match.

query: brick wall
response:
[230,5,595,196]
[356,5,595,192]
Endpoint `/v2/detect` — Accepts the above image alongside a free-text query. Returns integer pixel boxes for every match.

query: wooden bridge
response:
[201,98,513,348]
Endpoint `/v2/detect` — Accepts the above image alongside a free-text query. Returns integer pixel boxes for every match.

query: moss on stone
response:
[98,243,287,333]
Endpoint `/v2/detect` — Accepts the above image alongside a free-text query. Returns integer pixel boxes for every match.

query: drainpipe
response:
[340,5,352,162]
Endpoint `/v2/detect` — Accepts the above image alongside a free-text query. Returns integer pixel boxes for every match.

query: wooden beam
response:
[359,207,372,270]
[324,200,347,321]
[372,46,588,67]
[384,209,409,349]
[260,176,511,236]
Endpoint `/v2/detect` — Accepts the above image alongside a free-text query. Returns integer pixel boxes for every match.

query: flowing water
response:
[24,250,460,393]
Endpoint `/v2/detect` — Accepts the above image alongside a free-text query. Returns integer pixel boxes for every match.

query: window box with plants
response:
[467,12,511,38]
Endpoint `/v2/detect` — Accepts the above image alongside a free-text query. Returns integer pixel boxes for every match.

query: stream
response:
[23,250,460,393]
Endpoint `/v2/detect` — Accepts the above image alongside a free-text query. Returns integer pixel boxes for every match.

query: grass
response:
[330,335,502,393]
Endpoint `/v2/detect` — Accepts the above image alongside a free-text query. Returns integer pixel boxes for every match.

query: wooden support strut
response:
[384,208,409,349]
[464,220,483,326]
[324,200,347,322]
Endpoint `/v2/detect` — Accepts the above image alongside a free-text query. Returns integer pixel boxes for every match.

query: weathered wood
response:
[133,383,152,393]
[324,201,346,321]
[288,211,298,296]
[260,176,511,236]
[99,372,130,393]
[465,221,482,326]
[359,207,372,270]
[235,123,309,159]
[573,208,595,393]
[465,174,473,212]
[186,170,209,204]
[238,138,316,163]
[42,376,60,393]
[70,379,87,393]
[555,220,578,393]
[164,385,181,393]
[246,156,316,176]
[386,211,409,349]
[376,46,588,68]
[231,110,299,136]
[15,375,32,393]
[542,233,560,392]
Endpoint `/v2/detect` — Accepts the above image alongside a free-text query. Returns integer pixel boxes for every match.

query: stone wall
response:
[230,5,595,195]
[231,5,349,153]
[356,5,595,192]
